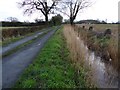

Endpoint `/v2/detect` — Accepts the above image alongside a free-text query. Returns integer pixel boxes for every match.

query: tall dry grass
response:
[63,25,95,87]
[63,25,85,67]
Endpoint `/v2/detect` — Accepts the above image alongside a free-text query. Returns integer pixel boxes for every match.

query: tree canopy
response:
[18,0,60,23]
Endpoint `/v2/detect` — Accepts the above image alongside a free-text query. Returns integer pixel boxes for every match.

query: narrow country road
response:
[1,27,51,55]
[2,27,60,88]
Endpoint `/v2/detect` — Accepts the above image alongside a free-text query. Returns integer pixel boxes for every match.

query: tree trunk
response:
[70,17,74,25]
[70,20,73,25]
[45,14,48,24]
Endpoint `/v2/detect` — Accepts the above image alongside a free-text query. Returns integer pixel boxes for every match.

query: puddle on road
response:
[76,36,118,88]
[38,43,41,46]
[34,36,38,38]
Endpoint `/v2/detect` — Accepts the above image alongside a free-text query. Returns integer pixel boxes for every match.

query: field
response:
[1,27,27,30]
[77,24,118,38]
[77,24,118,31]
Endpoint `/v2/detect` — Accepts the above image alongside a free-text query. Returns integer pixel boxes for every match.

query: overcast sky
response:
[0,0,119,23]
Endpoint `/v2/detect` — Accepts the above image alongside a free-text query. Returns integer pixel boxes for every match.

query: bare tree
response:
[57,0,92,25]
[18,0,60,24]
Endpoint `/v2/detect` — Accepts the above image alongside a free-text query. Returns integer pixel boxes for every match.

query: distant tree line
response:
[1,21,46,27]
[74,19,120,24]
[1,14,63,27]
[75,20,107,24]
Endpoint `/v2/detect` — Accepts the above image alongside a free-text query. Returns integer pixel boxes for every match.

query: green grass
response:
[1,36,25,46]
[1,31,37,47]
[94,36,110,48]
[14,26,88,88]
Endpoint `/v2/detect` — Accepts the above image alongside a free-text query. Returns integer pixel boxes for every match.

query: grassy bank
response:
[2,35,25,46]
[14,26,88,88]
[75,25,118,69]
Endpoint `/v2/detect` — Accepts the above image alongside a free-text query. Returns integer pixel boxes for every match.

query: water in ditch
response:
[76,36,118,88]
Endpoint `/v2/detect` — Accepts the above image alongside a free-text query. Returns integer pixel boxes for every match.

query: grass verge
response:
[14,26,88,88]
[2,36,25,46]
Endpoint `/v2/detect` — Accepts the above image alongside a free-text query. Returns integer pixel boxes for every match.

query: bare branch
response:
[55,7,70,17]
[18,0,58,23]
[60,0,92,25]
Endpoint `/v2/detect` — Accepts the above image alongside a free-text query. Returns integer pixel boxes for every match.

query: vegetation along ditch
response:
[75,24,118,70]
[65,24,118,88]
